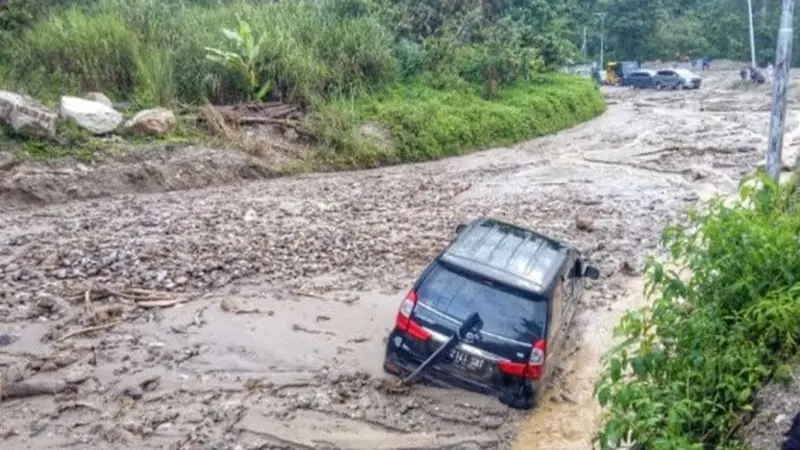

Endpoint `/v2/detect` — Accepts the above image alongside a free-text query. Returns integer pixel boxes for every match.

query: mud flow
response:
[1,61,799,449]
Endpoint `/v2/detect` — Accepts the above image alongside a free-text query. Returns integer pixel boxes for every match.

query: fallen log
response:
[1,380,74,401]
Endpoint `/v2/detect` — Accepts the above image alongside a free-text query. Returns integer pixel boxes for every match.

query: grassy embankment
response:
[594,174,800,449]
[0,0,604,167]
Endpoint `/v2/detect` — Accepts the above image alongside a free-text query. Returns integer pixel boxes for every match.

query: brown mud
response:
[1,63,798,449]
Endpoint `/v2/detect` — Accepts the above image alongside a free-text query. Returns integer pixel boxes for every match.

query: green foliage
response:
[204,16,274,102]
[309,74,604,168]
[1,0,586,104]
[594,173,800,449]
[0,0,605,168]
[2,0,397,105]
[590,0,800,64]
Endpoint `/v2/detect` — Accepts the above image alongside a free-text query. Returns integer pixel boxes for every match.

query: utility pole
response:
[594,12,606,70]
[766,0,795,182]
[582,26,587,59]
[747,0,757,66]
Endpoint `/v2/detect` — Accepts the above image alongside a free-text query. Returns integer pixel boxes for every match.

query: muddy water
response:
[513,279,644,449]
[1,66,799,449]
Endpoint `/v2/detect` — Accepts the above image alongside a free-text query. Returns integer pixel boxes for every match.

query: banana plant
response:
[204,15,274,102]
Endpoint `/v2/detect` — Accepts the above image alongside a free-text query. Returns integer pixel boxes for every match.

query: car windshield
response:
[414,261,547,343]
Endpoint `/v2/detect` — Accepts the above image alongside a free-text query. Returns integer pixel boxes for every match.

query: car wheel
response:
[498,381,536,410]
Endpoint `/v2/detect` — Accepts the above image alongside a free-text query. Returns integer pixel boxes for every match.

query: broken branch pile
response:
[195,102,314,141]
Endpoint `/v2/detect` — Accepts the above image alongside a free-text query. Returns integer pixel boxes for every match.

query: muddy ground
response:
[1,63,798,449]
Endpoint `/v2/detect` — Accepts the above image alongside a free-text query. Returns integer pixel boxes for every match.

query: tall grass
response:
[5,0,396,106]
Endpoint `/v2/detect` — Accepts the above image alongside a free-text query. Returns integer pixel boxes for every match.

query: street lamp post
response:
[594,12,606,71]
[747,0,757,66]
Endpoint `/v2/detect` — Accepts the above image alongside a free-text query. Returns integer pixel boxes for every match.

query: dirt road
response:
[1,64,797,449]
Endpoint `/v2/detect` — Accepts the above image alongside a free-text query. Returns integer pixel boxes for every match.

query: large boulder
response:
[59,96,123,135]
[122,108,176,135]
[84,92,114,108]
[0,90,58,139]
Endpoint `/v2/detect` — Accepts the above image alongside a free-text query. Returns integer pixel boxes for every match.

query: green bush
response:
[594,174,800,449]
[310,74,604,168]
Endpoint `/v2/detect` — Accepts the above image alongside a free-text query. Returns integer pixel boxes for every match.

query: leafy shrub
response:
[594,174,800,449]
[204,16,274,103]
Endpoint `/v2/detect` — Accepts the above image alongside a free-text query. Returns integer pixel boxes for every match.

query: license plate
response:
[448,348,485,372]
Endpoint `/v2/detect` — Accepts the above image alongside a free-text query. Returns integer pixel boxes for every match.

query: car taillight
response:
[496,339,547,380]
[529,339,546,365]
[395,290,431,341]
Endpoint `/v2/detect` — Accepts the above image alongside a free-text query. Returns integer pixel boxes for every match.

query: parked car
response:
[382,218,601,410]
[623,69,657,88]
[653,68,702,89]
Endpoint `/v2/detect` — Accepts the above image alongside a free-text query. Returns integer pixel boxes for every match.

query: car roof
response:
[440,218,571,295]
[630,69,656,75]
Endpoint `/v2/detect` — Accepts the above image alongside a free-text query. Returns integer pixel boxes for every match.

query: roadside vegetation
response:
[0,0,604,167]
[594,174,800,449]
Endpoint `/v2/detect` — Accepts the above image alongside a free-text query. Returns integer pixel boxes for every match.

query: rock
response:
[0,90,57,139]
[84,92,113,108]
[122,385,144,400]
[575,215,594,232]
[243,209,257,222]
[64,366,92,384]
[0,151,17,171]
[182,410,205,424]
[686,168,709,180]
[122,108,176,135]
[0,333,15,346]
[619,260,639,276]
[59,96,123,135]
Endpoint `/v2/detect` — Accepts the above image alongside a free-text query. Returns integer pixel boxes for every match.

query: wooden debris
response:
[68,284,191,309]
[57,320,122,342]
[1,380,75,401]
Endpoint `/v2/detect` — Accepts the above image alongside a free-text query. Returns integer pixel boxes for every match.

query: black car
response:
[383,218,600,409]
[624,69,656,88]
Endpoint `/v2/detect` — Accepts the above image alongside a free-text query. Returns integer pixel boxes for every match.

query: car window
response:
[656,70,675,76]
[415,262,547,342]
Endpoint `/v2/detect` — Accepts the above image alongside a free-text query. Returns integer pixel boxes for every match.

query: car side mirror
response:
[455,222,468,235]
[583,265,600,280]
